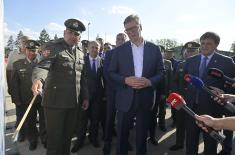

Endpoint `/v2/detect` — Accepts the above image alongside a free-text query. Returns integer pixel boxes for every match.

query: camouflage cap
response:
[184,41,200,49]
[64,18,86,35]
[26,40,40,51]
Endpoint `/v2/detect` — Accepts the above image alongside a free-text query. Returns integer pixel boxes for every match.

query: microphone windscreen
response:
[208,68,224,79]
[166,93,185,110]
[186,75,205,89]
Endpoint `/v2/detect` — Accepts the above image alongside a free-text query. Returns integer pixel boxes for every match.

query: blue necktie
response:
[92,59,96,76]
[199,56,208,78]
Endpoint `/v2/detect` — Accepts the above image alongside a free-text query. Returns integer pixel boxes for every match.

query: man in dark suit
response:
[103,33,130,155]
[11,40,46,150]
[109,14,164,155]
[184,32,235,155]
[72,40,104,151]
[31,19,89,155]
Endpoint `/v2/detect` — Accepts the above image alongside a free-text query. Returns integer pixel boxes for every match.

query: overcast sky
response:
[4,0,235,51]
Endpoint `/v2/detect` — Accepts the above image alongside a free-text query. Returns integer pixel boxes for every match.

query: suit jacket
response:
[108,41,164,112]
[32,39,88,108]
[184,52,235,116]
[103,49,117,92]
[85,55,104,101]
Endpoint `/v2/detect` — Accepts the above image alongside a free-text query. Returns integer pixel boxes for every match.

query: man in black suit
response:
[184,32,235,155]
[109,14,164,155]
[72,40,104,151]
[103,33,130,155]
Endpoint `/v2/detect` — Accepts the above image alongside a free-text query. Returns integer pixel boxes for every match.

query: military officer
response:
[163,48,180,127]
[169,41,200,151]
[31,18,89,155]
[11,40,46,150]
[81,40,89,55]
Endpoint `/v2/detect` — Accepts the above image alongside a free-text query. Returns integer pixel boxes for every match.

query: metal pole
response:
[88,22,90,41]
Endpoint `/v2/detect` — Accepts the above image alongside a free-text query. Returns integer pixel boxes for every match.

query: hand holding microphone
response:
[184,74,235,114]
[166,93,226,144]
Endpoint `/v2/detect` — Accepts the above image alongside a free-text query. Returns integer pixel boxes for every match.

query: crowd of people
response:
[6,14,235,155]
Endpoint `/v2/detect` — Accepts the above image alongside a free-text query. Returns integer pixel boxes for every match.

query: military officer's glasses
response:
[124,25,140,34]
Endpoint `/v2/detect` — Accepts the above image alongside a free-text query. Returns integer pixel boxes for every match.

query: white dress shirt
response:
[89,55,99,72]
[131,41,144,77]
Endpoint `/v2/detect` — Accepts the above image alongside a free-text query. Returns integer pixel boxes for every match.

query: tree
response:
[14,30,24,48]
[155,39,179,49]
[54,34,58,40]
[6,35,15,51]
[38,29,50,45]
[231,41,235,52]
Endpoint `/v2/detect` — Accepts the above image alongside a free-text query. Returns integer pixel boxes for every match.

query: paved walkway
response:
[4,91,234,155]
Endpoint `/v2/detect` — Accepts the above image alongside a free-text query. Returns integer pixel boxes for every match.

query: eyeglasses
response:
[124,25,140,34]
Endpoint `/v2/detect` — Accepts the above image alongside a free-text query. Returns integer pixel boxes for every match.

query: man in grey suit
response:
[109,14,164,155]
[31,18,89,155]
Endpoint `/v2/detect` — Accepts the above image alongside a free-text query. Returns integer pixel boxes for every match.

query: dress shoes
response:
[149,137,159,145]
[159,125,167,132]
[29,142,37,151]
[128,141,133,151]
[103,143,111,155]
[18,134,25,142]
[169,144,183,151]
[71,142,84,153]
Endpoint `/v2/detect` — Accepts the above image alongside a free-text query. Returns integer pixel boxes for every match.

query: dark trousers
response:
[87,99,102,142]
[221,130,233,155]
[149,101,158,138]
[104,89,116,144]
[175,109,185,146]
[116,95,151,155]
[16,101,45,143]
[158,97,166,126]
[44,107,78,155]
[185,114,217,155]
[75,106,88,145]
[15,105,26,138]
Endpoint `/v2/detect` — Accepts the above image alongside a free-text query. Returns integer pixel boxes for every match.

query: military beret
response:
[184,41,200,49]
[81,40,89,46]
[165,48,174,52]
[158,45,165,52]
[41,42,54,51]
[64,18,86,34]
[26,40,40,50]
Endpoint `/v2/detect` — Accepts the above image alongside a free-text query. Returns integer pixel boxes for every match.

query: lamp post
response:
[88,22,90,41]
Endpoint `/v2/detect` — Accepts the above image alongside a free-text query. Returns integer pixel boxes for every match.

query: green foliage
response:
[231,41,235,52]
[6,35,14,51]
[54,34,58,40]
[155,39,179,49]
[38,29,50,45]
[14,30,24,48]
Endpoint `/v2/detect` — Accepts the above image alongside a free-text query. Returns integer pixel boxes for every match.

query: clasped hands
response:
[125,76,151,89]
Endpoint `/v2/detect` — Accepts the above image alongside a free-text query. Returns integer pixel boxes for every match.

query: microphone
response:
[166,92,226,144]
[208,68,235,84]
[184,74,235,114]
